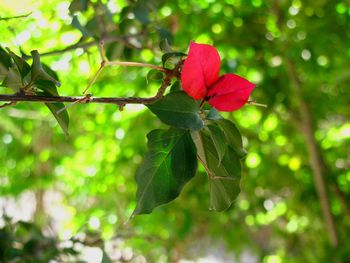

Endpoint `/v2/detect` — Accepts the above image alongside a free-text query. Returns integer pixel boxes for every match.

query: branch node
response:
[0,101,17,109]
[118,103,125,111]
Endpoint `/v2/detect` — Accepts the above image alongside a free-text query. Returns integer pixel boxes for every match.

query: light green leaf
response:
[36,81,69,136]
[133,129,197,215]
[31,50,61,87]
[0,46,11,81]
[2,67,23,92]
[45,102,70,136]
[147,91,204,130]
[7,49,31,79]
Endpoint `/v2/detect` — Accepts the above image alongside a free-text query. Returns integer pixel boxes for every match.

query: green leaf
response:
[31,50,61,87]
[162,52,187,67]
[71,16,92,38]
[206,107,222,120]
[146,69,164,84]
[206,123,227,164]
[159,39,173,53]
[36,81,69,136]
[147,91,204,130]
[2,67,23,92]
[35,80,59,96]
[133,4,150,24]
[69,0,89,14]
[209,176,240,212]
[215,119,247,158]
[191,130,241,211]
[133,129,197,215]
[0,47,12,81]
[169,81,181,93]
[7,49,31,79]
[45,102,70,136]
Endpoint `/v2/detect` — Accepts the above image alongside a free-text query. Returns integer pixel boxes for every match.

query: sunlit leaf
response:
[2,67,23,92]
[36,81,69,136]
[7,49,31,79]
[31,50,61,87]
[0,46,11,81]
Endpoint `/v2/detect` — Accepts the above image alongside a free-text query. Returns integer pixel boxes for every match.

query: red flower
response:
[181,42,256,112]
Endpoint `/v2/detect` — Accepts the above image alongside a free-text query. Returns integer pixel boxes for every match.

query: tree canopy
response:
[0,0,349,262]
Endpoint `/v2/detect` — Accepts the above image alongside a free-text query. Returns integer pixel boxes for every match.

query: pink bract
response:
[181,42,256,112]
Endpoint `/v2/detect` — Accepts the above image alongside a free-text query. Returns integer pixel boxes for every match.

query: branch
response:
[0,74,172,107]
[285,50,338,248]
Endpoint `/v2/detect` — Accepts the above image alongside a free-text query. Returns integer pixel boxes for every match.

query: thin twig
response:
[0,12,32,21]
[38,34,142,58]
[106,61,166,72]
[83,63,106,94]
[0,78,171,107]
[247,100,267,108]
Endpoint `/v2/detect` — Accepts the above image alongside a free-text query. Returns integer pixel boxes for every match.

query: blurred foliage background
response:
[0,0,350,262]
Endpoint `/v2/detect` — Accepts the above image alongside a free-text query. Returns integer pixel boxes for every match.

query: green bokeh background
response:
[0,0,349,262]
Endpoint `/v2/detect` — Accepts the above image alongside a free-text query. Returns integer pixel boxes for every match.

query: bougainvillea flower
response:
[181,42,256,112]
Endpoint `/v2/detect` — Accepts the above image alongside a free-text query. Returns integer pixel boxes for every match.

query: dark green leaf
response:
[162,52,187,67]
[206,124,227,164]
[71,15,92,38]
[147,91,204,130]
[35,80,59,96]
[191,130,241,211]
[2,67,23,92]
[0,46,12,69]
[170,81,181,93]
[215,119,247,158]
[192,130,241,179]
[41,64,59,82]
[69,0,89,14]
[146,69,164,84]
[133,4,150,24]
[85,17,100,38]
[7,49,30,79]
[209,176,240,212]
[133,129,197,215]
[31,50,61,87]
